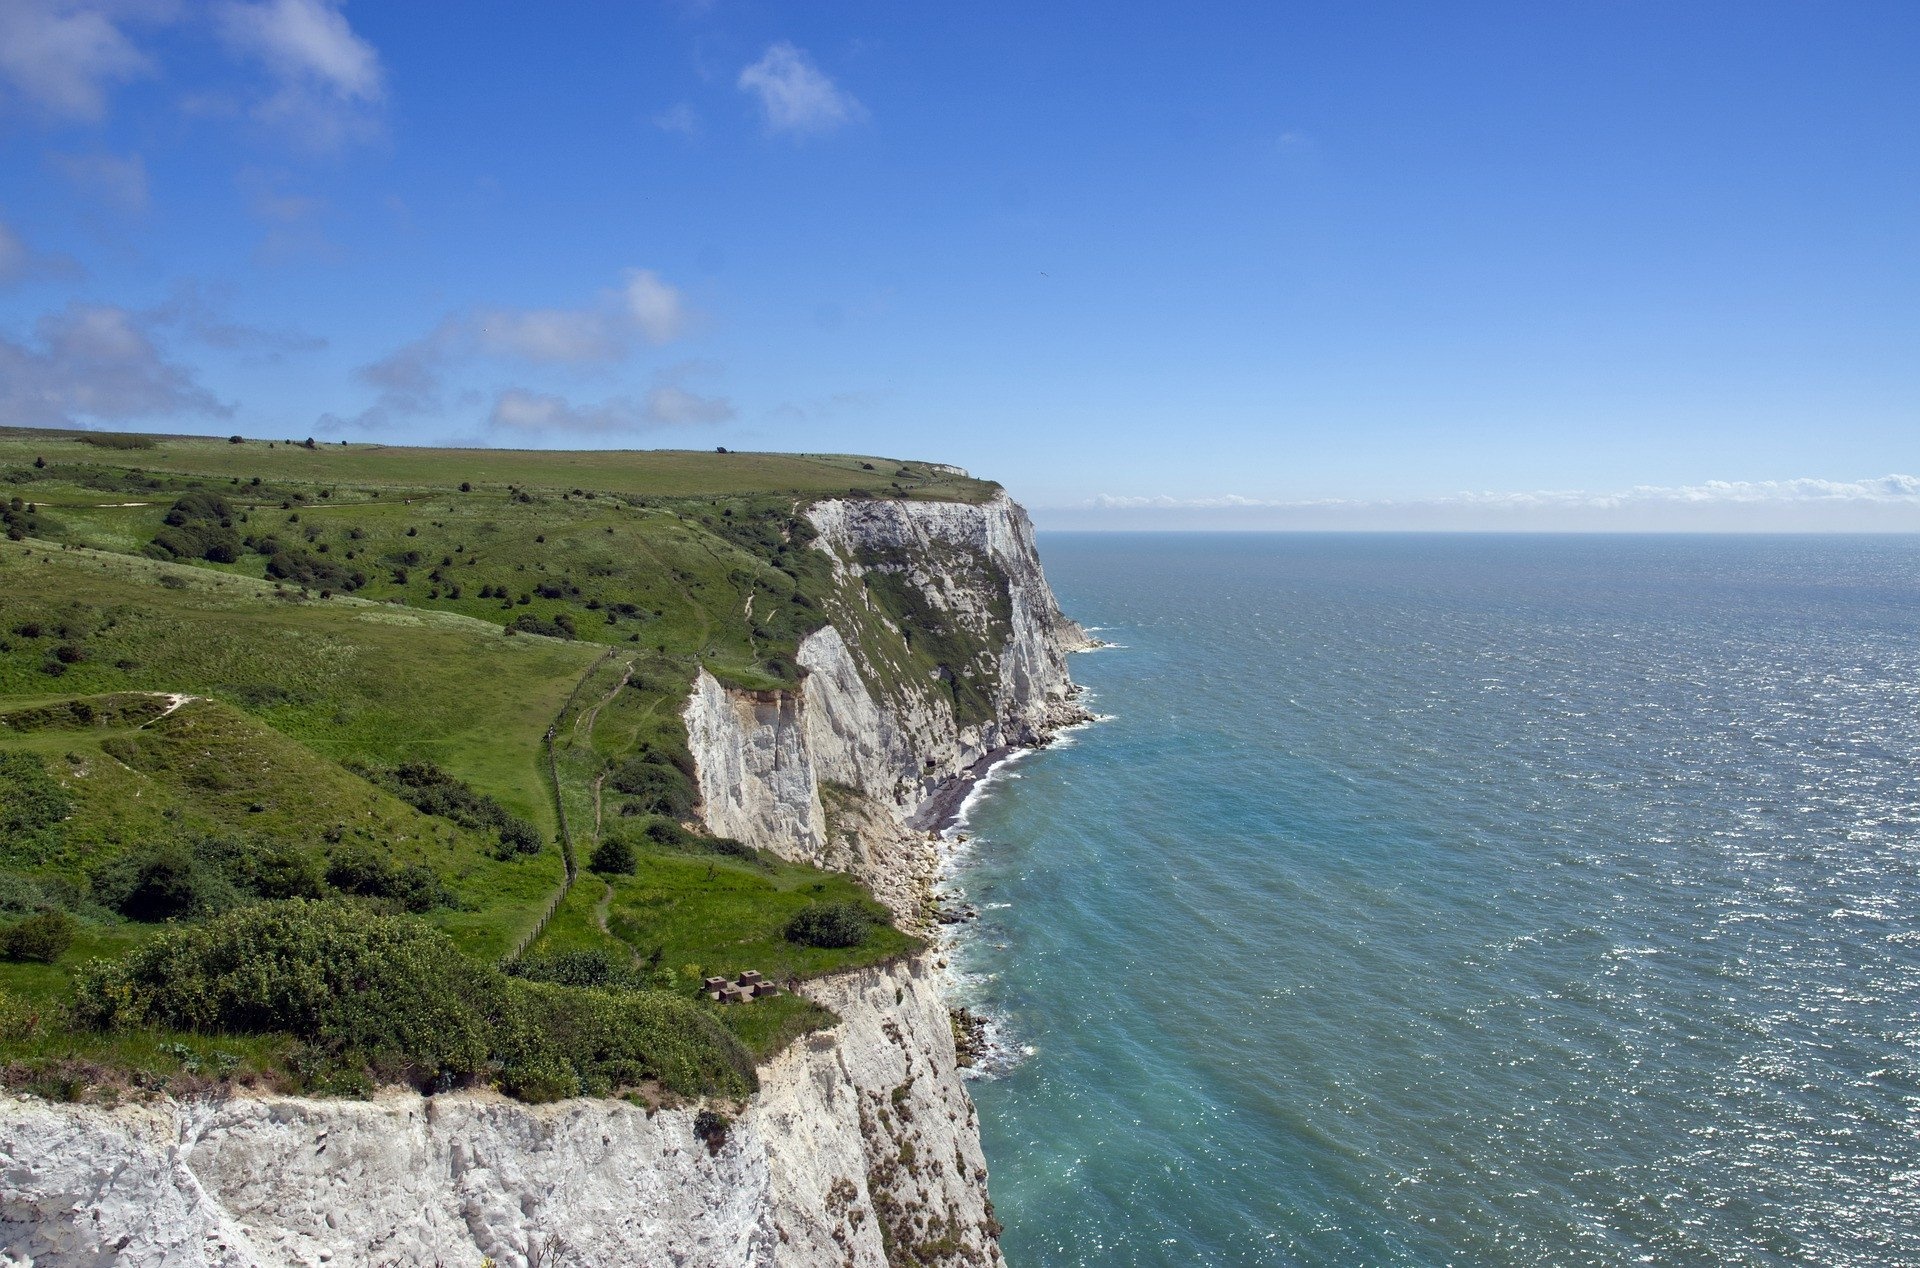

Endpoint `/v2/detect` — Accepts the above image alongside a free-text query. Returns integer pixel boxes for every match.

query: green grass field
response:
[0,427,999,502]
[0,426,955,1100]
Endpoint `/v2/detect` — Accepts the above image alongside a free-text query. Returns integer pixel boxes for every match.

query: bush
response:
[361,761,540,858]
[222,839,326,900]
[643,818,697,848]
[147,494,243,564]
[493,977,756,1101]
[496,817,543,857]
[75,432,154,450]
[0,752,73,861]
[635,819,758,863]
[324,848,450,913]
[588,835,636,875]
[508,612,577,640]
[608,754,696,818]
[1,909,76,962]
[88,836,321,920]
[74,900,495,1085]
[74,899,757,1099]
[266,550,366,592]
[91,842,239,921]
[0,871,75,916]
[784,901,874,949]
[507,947,639,991]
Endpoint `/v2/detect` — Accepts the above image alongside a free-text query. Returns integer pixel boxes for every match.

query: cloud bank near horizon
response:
[1039,476,1920,532]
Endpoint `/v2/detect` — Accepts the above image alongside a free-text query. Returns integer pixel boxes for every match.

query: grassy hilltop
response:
[0,428,982,1102]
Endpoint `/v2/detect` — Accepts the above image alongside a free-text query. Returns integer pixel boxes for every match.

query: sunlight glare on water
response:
[950,533,1920,1267]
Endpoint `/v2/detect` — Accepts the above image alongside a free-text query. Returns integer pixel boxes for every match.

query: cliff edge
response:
[1,490,1086,1268]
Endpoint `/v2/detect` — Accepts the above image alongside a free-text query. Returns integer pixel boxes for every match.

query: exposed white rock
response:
[805,492,1091,776]
[686,492,1091,889]
[683,669,829,859]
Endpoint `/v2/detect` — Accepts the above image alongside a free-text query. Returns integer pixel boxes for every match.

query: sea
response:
[943,533,1920,1267]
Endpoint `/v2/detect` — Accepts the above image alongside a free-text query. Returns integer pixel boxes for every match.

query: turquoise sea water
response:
[951,534,1920,1267]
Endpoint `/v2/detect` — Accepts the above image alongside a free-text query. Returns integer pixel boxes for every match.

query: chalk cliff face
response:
[1,490,1081,1268]
[689,492,1089,892]
[0,959,993,1268]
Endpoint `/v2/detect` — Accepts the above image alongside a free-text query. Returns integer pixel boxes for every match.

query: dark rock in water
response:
[934,903,978,925]
[950,1006,989,1069]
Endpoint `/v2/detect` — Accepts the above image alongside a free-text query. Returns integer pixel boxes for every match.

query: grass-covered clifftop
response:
[0,428,972,1102]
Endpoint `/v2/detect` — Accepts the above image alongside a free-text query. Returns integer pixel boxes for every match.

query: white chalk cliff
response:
[1,491,1087,1268]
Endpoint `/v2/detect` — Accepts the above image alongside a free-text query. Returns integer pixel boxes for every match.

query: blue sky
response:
[1,1,1915,528]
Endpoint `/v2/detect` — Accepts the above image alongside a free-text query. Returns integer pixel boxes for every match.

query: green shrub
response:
[493,977,755,1101]
[74,899,757,1099]
[0,871,67,915]
[635,819,758,863]
[88,837,324,920]
[266,550,366,591]
[219,839,326,900]
[643,818,698,847]
[324,848,450,913]
[589,835,636,876]
[362,761,540,857]
[507,947,639,991]
[784,901,874,949]
[608,754,696,818]
[75,899,495,1085]
[91,842,240,921]
[0,752,72,862]
[508,612,577,640]
[146,494,243,564]
[74,432,155,450]
[496,818,543,856]
[0,909,75,962]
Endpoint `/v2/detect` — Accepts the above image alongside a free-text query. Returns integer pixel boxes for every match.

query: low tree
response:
[1,909,76,962]
[784,901,873,949]
[589,835,636,876]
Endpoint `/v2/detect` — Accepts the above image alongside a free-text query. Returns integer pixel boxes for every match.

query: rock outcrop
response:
[688,492,1091,899]
[1,490,1082,1268]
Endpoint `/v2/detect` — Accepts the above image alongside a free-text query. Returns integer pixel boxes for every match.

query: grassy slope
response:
[0,428,952,1093]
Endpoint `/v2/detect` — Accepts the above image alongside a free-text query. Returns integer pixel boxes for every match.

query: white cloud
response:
[0,301,229,427]
[148,280,326,356]
[1087,476,1920,513]
[217,0,380,99]
[0,219,80,287]
[238,167,324,222]
[0,1,157,122]
[0,223,29,284]
[0,1,382,144]
[642,383,733,425]
[462,273,682,362]
[49,149,149,212]
[1061,476,1920,531]
[488,384,733,433]
[216,0,383,147]
[366,270,691,399]
[738,42,865,135]
[622,269,685,344]
[336,270,699,430]
[474,308,623,363]
[652,102,699,136]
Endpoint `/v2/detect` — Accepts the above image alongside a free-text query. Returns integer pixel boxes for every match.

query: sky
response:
[0,1,1916,529]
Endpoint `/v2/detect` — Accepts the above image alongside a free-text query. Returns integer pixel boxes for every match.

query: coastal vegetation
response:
[0,427,976,1102]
